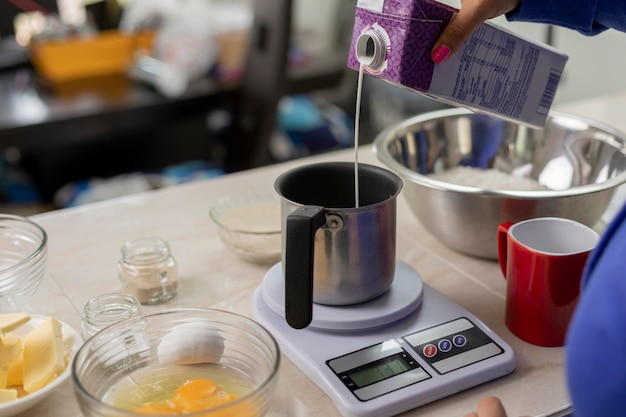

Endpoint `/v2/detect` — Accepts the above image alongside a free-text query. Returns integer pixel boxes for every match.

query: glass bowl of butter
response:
[0,313,81,417]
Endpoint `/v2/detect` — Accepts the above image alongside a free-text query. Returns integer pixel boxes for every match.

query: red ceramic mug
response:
[497,217,599,347]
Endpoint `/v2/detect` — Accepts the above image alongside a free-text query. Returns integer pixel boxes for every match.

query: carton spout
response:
[355,28,389,71]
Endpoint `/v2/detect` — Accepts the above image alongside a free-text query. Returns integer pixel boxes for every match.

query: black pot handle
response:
[285,205,326,329]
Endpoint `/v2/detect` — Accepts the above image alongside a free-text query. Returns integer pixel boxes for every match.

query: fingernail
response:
[431,45,451,64]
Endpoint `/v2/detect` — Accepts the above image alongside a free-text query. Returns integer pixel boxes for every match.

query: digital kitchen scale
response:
[252,261,517,417]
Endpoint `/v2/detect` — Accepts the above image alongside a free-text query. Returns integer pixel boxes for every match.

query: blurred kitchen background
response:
[1,0,625,215]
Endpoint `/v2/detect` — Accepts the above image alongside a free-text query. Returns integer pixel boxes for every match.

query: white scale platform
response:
[252,261,516,417]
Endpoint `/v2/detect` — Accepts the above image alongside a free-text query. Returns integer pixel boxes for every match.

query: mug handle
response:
[497,222,514,279]
[285,205,326,329]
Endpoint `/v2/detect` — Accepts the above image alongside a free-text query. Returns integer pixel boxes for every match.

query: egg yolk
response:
[133,378,238,414]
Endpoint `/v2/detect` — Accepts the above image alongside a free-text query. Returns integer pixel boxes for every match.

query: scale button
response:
[423,344,437,358]
[438,339,452,352]
[453,335,467,347]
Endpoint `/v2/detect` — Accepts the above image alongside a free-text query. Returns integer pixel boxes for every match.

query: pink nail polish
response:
[432,45,451,64]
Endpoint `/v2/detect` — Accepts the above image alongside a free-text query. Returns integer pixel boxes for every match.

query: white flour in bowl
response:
[429,166,549,191]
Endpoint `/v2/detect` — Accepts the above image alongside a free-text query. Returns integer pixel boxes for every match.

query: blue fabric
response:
[506,0,626,35]
[565,200,626,417]
[503,1,626,414]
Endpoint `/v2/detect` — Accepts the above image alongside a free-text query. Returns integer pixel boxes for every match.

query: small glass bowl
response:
[209,193,282,264]
[72,308,280,417]
[0,214,47,312]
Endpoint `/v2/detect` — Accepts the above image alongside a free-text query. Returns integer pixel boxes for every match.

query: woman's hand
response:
[431,0,521,63]
[464,396,510,417]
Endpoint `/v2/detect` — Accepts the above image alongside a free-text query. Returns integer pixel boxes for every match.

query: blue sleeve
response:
[506,0,626,35]
[565,201,626,417]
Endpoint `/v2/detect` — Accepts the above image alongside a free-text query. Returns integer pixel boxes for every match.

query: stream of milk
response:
[354,63,365,208]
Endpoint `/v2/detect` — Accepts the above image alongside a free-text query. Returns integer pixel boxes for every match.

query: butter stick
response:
[0,334,22,388]
[0,313,31,337]
[6,352,23,387]
[0,388,18,403]
[23,317,65,393]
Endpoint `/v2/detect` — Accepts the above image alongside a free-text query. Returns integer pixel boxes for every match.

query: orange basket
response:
[29,30,154,83]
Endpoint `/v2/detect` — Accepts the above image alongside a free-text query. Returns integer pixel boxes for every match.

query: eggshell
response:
[158,321,225,364]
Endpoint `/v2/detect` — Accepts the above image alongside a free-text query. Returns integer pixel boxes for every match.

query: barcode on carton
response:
[537,69,562,116]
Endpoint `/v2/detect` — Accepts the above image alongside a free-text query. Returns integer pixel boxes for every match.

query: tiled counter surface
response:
[22,91,626,417]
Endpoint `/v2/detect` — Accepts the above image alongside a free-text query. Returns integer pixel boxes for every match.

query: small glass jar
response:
[81,292,141,341]
[117,237,178,305]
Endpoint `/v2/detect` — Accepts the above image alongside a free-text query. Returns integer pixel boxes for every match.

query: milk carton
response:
[348,0,569,128]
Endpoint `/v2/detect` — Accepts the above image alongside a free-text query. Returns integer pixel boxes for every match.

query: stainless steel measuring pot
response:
[274,162,403,329]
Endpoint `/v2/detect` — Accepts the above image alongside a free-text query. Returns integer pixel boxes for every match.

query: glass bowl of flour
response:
[210,192,282,264]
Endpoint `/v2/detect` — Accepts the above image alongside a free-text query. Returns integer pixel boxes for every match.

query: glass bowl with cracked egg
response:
[72,307,280,417]
[210,192,282,264]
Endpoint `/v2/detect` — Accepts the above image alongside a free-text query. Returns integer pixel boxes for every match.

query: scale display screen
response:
[348,354,411,388]
[327,340,431,401]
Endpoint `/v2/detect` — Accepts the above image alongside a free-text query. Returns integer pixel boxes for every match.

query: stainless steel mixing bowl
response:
[374,108,626,259]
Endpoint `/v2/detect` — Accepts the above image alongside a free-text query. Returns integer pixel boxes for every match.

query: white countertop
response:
[16,90,626,417]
